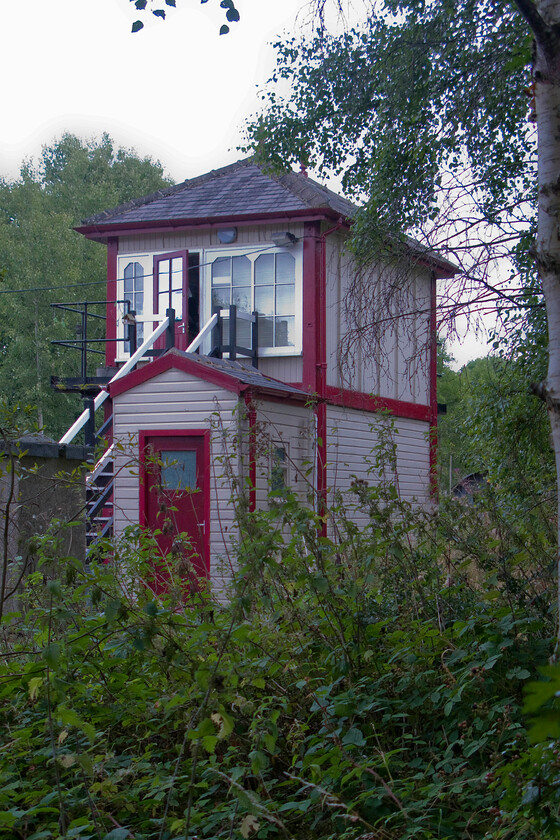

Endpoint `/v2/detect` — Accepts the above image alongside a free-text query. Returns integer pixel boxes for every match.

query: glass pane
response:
[135,292,143,315]
[258,315,273,347]
[158,260,170,294]
[232,255,251,286]
[232,286,251,311]
[137,322,144,344]
[172,287,183,318]
[276,252,295,283]
[237,319,251,347]
[212,287,230,310]
[124,275,133,293]
[255,286,274,315]
[170,258,183,291]
[212,257,230,285]
[275,284,294,316]
[275,316,295,347]
[255,254,274,285]
[161,450,197,490]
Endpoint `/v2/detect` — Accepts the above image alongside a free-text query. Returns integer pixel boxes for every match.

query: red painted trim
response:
[302,221,322,391]
[244,393,257,513]
[76,209,345,240]
[109,351,245,398]
[325,385,432,423]
[106,238,118,366]
[153,250,188,316]
[429,272,438,498]
[139,428,211,576]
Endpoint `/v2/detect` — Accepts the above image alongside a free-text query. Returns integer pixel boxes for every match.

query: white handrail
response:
[86,443,115,485]
[186,313,218,354]
[59,315,172,445]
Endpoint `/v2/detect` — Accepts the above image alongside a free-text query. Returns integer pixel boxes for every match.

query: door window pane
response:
[161,450,197,490]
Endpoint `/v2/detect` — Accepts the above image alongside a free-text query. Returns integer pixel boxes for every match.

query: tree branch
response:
[511,0,552,50]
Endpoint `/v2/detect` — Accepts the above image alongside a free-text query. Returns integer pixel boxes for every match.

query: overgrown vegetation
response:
[1,457,558,838]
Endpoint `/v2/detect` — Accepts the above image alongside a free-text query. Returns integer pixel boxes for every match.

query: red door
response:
[140,431,209,595]
[153,250,188,351]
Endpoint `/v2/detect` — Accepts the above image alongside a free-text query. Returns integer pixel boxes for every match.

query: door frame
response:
[139,428,211,577]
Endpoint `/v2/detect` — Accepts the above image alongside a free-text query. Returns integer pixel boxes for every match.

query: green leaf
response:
[135,0,147,8]
[43,643,60,670]
[131,20,144,32]
[219,24,230,35]
[165,0,176,5]
[47,580,62,598]
[342,727,366,747]
[153,8,166,18]
[103,830,130,840]
[28,676,43,700]
[201,735,219,753]
[226,8,240,22]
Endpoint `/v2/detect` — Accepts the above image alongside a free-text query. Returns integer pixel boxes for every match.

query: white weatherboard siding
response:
[112,367,241,590]
[324,232,431,405]
[253,400,315,508]
[118,223,305,256]
[326,405,431,527]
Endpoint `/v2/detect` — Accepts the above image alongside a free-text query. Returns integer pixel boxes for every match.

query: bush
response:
[0,480,556,839]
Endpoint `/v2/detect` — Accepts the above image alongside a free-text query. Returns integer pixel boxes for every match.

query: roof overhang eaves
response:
[75,207,347,242]
[244,385,311,405]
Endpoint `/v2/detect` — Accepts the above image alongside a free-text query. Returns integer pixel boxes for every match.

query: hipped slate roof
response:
[79,158,356,230]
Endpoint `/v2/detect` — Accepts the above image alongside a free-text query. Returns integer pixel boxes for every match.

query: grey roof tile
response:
[167,348,310,398]
[81,159,356,227]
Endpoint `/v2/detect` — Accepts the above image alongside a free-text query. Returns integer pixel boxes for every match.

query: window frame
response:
[203,244,303,357]
[115,249,201,361]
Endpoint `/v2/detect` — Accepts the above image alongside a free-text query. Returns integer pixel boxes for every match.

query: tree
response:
[245,0,560,651]
[128,0,240,34]
[0,133,171,437]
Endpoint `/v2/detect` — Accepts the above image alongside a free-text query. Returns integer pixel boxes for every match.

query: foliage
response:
[0,469,556,838]
[128,0,240,35]
[0,133,170,437]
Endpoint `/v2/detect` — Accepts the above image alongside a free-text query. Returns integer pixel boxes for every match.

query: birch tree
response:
[245,0,560,651]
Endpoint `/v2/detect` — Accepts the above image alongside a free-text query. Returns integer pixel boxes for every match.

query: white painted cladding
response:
[324,232,432,405]
[112,367,241,590]
[118,223,306,256]
[252,400,315,509]
[326,405,431,528]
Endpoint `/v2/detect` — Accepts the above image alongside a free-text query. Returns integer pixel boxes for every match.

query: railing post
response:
[251,310,259,369]
[84,396,96,447]
[165,308,175,350]
[126,309,137,356]
[211,306,223,358]
[229,304,237,361]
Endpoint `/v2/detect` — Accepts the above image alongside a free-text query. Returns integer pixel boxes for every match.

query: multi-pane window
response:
[155,252,186,317]
[123,261,145,345]
[210,251,296,349]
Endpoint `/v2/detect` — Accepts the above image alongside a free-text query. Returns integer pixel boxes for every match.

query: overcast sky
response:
[1,0,490,365]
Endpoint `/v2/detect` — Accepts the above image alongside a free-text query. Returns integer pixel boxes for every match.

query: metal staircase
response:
[57,305,257,557]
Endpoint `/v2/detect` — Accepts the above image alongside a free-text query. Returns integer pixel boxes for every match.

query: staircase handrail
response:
[86,443,115,485]
[59,314,172,445]
[185,313,218,354]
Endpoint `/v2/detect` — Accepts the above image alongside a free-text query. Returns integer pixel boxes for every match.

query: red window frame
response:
[153,250,189,318]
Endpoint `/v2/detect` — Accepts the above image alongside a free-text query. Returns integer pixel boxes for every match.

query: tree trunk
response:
[521,0,560,655]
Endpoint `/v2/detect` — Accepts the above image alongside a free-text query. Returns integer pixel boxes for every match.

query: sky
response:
[0,0,491,367]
